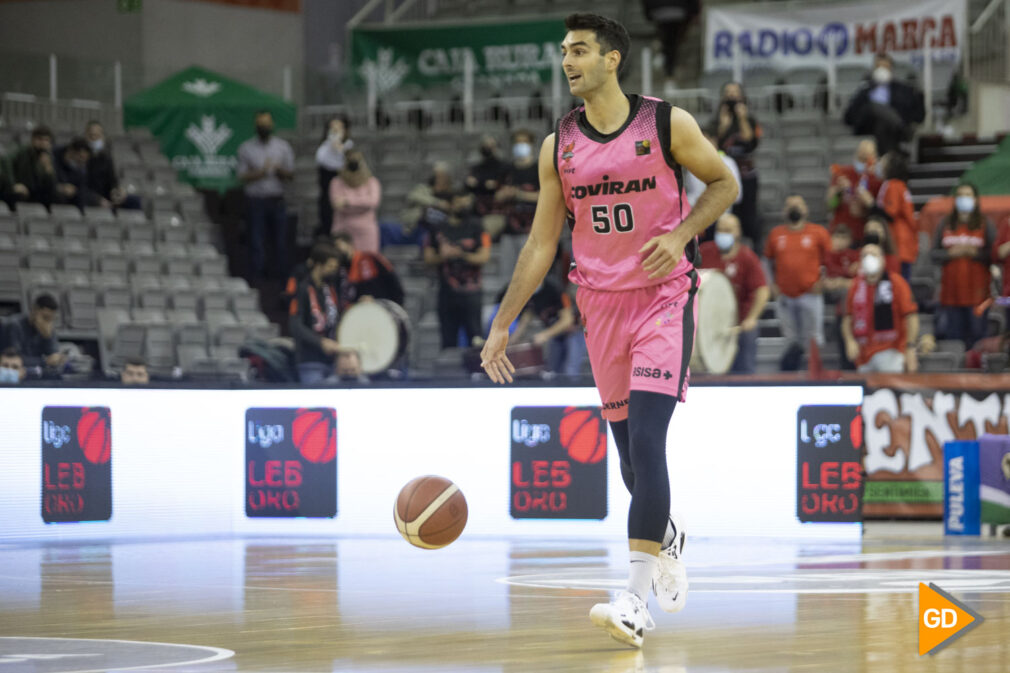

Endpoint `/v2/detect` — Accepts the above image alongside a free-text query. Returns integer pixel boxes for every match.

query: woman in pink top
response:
[330,149,382,253]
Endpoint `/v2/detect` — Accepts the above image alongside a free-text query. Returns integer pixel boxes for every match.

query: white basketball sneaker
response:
[589,590,655,648]
[652,513,688,613]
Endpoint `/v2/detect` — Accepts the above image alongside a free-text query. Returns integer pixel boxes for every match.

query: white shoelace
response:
[618,591,656,631]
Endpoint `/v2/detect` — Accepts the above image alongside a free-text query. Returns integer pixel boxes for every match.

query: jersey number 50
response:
[590,203,635,234]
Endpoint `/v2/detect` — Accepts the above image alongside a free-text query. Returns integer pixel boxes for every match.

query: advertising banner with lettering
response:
[350,19,564,94]
[245,408,336,518]
[861,375,1010,519]
[704,0,965,72]
[510,406,607,520]
[41,406,112,523]
[796,405,864,523]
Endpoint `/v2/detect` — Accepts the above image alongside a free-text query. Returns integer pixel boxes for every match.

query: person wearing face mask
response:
[237,110,295,279]
[289,243,354,384]
[842,243,919,372]
[496,129,542,275]
[843,53,924,156]
[764,195,831,368]
[931,183,995,348]
[699,213,769,374]
[0,348,26,385]
[712,82,762,247]
[330,150,381,254]
[315,115,353,236]
[827,139,881,242]
[55,138,103,211]
[10,126,59,207]
[332,231,404,306]
[862,210,902,275]
[465,135,510,234]
[83,120,140,211]
[876,151,918,279]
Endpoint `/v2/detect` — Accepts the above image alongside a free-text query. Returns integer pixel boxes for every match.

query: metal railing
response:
[968,0,1010,83]
[1,92,121,134]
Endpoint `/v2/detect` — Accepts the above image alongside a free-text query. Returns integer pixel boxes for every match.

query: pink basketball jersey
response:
[555,95,695,291]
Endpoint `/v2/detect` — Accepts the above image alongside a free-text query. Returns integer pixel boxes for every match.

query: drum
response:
[690,269,739,375]
[337,299,411,374]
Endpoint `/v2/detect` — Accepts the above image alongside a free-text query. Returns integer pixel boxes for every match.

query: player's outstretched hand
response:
[640,232,685,280]
[480,326,515,384]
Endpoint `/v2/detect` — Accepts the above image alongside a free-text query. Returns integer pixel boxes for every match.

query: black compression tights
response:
[609,390,677,543]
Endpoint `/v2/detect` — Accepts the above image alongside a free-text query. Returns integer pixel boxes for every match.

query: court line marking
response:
[0,637,234,673]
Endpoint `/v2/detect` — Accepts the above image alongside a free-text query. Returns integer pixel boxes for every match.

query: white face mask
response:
[955,195,976,215]
[872,67,892,85]
[512,143,533,160]
[714,232,735,252]
[0,366,20,384]
[861,254,883,276]
[89,138,104,153]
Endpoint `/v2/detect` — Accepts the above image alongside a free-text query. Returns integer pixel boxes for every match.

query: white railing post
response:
[732,38,743,84]
[923,39,934,130]
[49,54,57,102]
[367,69,378,131]
[551,48,562,122]
[114,61,123,109]
[463,49,474,133]
[642,45,653,97]
[826,33,838,114]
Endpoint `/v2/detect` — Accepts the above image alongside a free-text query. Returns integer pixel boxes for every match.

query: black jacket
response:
[86,151,120,201]
[844,79,925,131]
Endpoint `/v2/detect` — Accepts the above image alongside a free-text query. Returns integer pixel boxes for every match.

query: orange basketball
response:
[393,475,467,549]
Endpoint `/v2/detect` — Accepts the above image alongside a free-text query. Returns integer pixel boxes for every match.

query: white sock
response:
[627,551,658,601]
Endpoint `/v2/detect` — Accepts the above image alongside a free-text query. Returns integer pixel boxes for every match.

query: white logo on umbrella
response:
[182,78,221,97]
[185,115,232,157]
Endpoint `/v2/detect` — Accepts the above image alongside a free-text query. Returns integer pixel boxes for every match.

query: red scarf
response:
[850,272,899,346]
[307,283,339,335]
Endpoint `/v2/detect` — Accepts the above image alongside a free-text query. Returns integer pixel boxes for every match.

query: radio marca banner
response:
[350,19,564,94]
[704,0,966,72]
[861,375,1010,518]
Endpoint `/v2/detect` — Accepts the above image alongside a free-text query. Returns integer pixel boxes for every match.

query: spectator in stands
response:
[2,293,65,370]
[496,129,540,275]
[237,110,295,280]
[403,161,455,243]
[764,195,831,368]
[862,209,902,275]
[713,83,762,247]
[83,121,141,211]
[332,231,404,305]
[994,214,1010,299]
[289,243,349,384]
[120,356,150,385]
[330,149,381,254]
[55,138,100,211]
[684,126,742,223]
[642,0,700,94]
[876,150,917,279]
[842,243,919,372]
[827,138,881,242]
[10,126,70,207]
[931,183,995,348]
[843,53,925,156]
[0,348,26,384]
[465,135,509,237]
[823,225,861,369]
[514,276,586,377]
[315,114,353,236]
[699,213,770,374]
[0,155,15,211]
[424,193,491,349]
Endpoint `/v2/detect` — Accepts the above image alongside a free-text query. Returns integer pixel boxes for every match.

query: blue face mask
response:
[512,143,533,160]
[955,195,976,214]
[853,160,866,174]
[714,232,736,252]
[0,367,20,384]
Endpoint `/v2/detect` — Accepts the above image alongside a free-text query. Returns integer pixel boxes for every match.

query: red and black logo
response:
[635,140,651,156]
[246,408,337,518]
[41,406,112,523]
[510,406,607,520]
[796,405,864,523]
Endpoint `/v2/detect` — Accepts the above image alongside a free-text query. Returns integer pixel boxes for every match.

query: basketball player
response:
[480,13,738,647]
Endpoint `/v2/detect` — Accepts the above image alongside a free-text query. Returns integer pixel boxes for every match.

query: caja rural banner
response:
[349,19,564,94]
[704,0,966,73]
[861,374,1010,518]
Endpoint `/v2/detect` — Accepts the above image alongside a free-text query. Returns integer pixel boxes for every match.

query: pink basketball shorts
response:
[576,271,699,422]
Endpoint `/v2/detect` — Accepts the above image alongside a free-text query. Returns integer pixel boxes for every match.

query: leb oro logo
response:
[559,408,606,464]
[292,409,336,463]
[77,408,111,464]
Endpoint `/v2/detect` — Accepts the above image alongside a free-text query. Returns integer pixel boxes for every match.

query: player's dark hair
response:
[33,293,59,311]
[564,13,630,75]
[309,243,340,266]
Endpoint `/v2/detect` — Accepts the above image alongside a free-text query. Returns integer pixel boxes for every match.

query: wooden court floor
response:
[0,531,1008,672]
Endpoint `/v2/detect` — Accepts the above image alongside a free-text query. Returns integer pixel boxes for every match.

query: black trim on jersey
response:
[677,269,700,396]
[576,94,643,144]
[553,118,561,176]
[656,100,700,268]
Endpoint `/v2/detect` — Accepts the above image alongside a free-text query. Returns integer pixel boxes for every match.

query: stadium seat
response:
[215,324,248,348]
[175,323,209,347]
[144,324,176,369]
[176,343,210,372]
[24,218,58,239]
[170,291,199,313]
[197,257,228,277]
[61,221,90,240]
[199,291,230,319]
[83,207,117,222]
[16,203,49,220]
[50,204,82,221]
[64,287,98,330]
[131,307,167,324]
